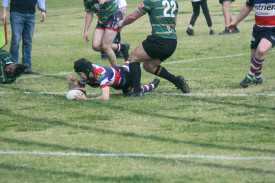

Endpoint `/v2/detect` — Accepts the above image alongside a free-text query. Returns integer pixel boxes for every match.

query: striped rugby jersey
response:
[84,0,120,25]
[77,64,126,89]
[138,0,178,39]
[0,49,16,84]
[246,0,275,29]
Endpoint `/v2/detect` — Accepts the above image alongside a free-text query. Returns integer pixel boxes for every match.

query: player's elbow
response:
[127,14,137,23]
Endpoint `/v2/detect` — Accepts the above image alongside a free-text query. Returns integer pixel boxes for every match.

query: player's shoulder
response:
[93,64,109,74]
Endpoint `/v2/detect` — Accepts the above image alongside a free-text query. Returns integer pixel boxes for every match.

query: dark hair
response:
[13,64,28,77]
[74,58,93,79]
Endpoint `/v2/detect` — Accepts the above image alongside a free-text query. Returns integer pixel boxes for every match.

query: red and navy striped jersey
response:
[246,0,275,29]
[77,64,127,89]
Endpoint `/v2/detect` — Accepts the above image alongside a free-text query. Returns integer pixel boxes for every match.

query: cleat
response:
[122,43,130,61]
[127,91,144,97]
[101,52,108,60]
[219,29,231,35]
[116,51,124,59]
[186,27,194,36]
[210,30,215,35]
[231,27,240,34]
[175,76,190,93]
[150,78,160,88]
[253,78,263,85]
[240,76,252,88]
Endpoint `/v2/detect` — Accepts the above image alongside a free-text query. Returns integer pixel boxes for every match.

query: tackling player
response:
[66,58,160,100]
[228,0,275,87]
[118,0,190,97]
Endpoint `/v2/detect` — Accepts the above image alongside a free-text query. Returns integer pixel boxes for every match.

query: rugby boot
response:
[253,78,263,85]
[231,27,240,34]
[240,75,252,88]
[150,78,160,88]
[127,91,144,97]
[175,76,190,93]
[186,27,194,36]
[219,29,231,35]
[210,30,215,35]
[122,43,130,61]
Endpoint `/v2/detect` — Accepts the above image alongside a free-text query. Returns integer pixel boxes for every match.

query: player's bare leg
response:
[92,28,104,51]
[102,29,118,66]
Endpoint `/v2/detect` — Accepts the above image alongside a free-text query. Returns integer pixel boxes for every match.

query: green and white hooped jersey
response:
[84,0,120,25]
[138,0,178,39]
[0,50,16,84]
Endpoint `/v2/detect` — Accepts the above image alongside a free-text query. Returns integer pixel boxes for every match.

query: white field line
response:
[166,68,247,71]
[163,53,250,64]
[17,51,275,79]
[164,50,275,65]
[0,91,275,97]
[158,92,275,97]
[19,72,73,79]
[0,150,274,160]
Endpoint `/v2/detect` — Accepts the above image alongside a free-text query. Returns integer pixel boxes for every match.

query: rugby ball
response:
[66,88,86,100]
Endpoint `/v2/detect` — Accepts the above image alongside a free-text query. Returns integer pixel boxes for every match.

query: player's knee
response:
[257,46,268,57]
[92,44,101,52]
[143,63,155,74]
[101,44,109,53]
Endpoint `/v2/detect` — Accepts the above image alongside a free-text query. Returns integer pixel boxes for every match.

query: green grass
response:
[0,0,275,182]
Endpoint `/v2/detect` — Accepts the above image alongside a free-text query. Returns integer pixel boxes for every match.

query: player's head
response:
[74,58,93,80]
[4,63,27,77]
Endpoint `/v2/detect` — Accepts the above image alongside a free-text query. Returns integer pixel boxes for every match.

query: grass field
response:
[0,0,275,182]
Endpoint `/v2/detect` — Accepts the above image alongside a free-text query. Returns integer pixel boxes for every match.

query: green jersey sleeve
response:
[138,0,153,14]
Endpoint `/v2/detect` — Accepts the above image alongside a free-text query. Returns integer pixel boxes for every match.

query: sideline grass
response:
[0,0,275,182]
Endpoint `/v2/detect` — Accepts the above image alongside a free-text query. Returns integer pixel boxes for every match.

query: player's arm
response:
[228,5,253,30]
[96,86,110,100]
[66,75,79,89]
[118,8,144,28]
[83,11,93,43]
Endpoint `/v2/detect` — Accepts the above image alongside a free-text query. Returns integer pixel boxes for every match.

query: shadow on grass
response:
[1,155,274,176]
[187,96,275,111]
[0,163,157,182]
[0,108,274,154]
[0,136,105,154]
[0,85,64,99]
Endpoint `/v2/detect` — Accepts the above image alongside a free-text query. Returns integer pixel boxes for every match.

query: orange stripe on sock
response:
[156,65,162,76]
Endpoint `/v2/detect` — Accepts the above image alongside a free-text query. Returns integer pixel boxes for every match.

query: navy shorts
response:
[112,67,132,94]
[96,11,123,32]
[219,0,235,4]
[142,35,177,62]
[251,29,275,49]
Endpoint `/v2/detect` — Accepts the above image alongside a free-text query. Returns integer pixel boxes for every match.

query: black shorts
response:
[142,35,177,62]
[219,0,235,4]
[251,29,275,49]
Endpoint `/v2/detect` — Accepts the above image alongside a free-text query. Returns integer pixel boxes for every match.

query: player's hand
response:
[228,21,237,31]
[66,75,75,84]
[75,91,87,100]
[40,12,46,22]
[118,20,123,28]
[83,31,90,43]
